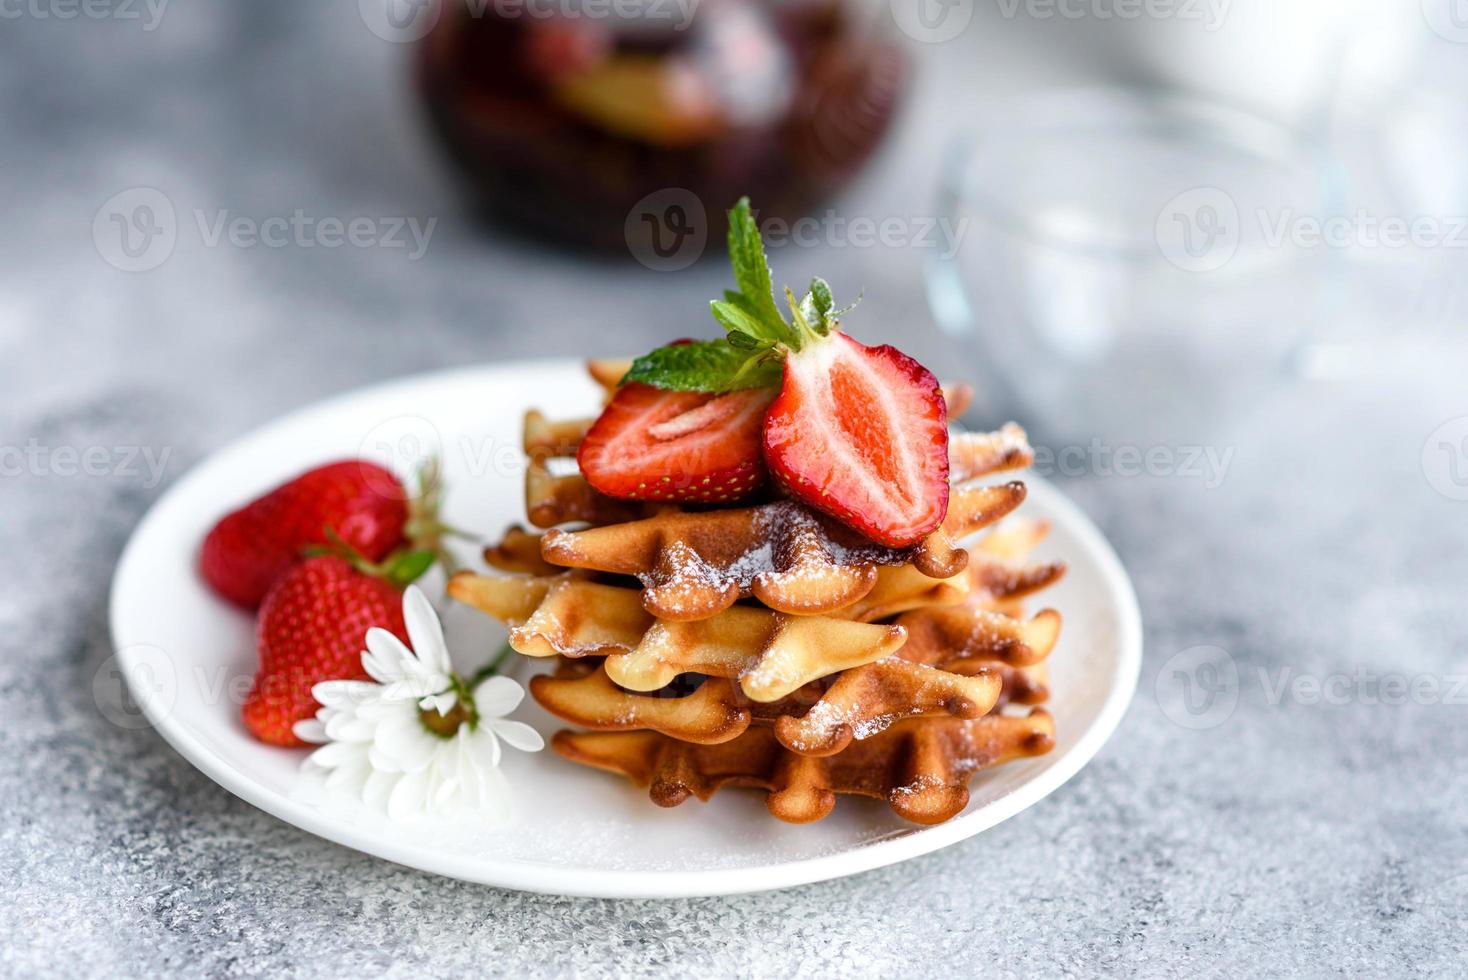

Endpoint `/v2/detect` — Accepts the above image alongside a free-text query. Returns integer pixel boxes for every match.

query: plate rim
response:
[110,359,1143,899]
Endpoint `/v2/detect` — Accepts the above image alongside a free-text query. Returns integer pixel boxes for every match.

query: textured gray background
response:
[4,3,1467,977]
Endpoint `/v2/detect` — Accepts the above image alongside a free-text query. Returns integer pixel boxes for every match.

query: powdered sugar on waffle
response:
[653,502,914,594]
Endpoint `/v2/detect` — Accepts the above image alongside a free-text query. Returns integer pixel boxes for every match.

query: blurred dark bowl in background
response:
[416,0,906,251]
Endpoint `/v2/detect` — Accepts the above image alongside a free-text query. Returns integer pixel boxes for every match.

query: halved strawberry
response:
[763,332,950,547]
[578,382,775,503]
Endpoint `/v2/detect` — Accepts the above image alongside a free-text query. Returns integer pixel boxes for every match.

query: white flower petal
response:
[472,675,525,718]
[490,719,545,753]
[403,585,452,676]
[293,719,327,744]
[470,726,502,770]
[419,690,459,716]
[357,695,415,720]
[364,628,414,683]
[387,767,431,821]
[368,743,404,773]
[362,770,397,811]
[374,713,441,774]
[324,711,376,743]
[323,757,371,797]
[312,679,380,708]
[306,740,361,770]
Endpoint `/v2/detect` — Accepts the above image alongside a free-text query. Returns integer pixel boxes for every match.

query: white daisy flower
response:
[293,585,543,821]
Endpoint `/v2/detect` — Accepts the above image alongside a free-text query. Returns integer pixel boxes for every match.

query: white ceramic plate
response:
[110,360,1141,898]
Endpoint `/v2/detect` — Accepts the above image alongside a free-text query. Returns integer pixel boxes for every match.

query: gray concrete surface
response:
[2,2,1465,977]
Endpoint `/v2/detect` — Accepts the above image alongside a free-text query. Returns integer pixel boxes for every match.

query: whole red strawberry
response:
[201,460,408,609]
[242,555,411,747]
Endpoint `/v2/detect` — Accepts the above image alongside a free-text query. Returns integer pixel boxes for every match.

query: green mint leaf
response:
[724,198,795,346]
[710,298,768,340]
[624,339,782,392]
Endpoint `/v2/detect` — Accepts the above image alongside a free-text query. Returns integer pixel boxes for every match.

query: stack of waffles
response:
[449,364,1067,825]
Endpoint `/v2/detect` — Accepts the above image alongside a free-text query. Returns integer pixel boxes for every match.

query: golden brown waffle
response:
[446,573,906,701]
[949,423,1034,484]
[481,512,1053,623]
[519,397,1031,528]
[539,482,1027,621]
[831,563,968,622]
[897,605,1062,671]
[586,358,630,395]
[482,524,561,576]
[531,657,1003,756]
[966,549,1067,616]
[995,662,1050,708]
[552,709,1056,824]
[523,410,654,529]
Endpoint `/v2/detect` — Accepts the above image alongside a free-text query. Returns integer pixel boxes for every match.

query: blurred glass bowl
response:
[927,89,1335,441]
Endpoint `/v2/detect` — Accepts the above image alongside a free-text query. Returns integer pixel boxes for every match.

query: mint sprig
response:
[626,197,862,394]
[625,338,782,392]
[719,198,796,348]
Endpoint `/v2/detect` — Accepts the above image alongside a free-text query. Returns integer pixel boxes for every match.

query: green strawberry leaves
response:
[307,526,437,589]
[625,338,782,392]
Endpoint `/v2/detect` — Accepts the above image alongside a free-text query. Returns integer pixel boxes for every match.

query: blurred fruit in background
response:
[417,0,905,250]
